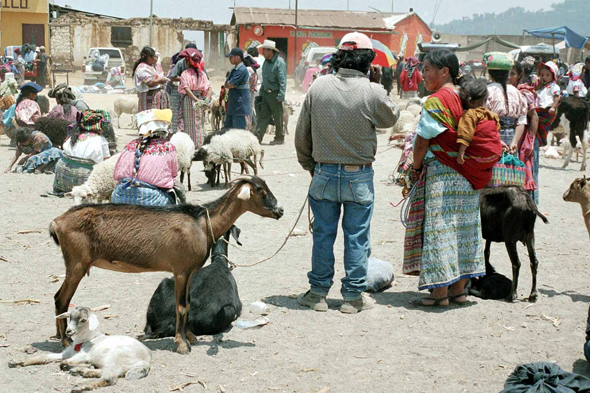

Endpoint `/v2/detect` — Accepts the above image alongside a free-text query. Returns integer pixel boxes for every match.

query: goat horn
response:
[55,311,71,320]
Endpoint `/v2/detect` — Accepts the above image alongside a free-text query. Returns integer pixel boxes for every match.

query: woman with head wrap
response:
[111,109,179,206]
[133,47,170,112]
[399,57,422,99]
[177,48,212,148]
[53,110,112,194]
[47,83,80,124]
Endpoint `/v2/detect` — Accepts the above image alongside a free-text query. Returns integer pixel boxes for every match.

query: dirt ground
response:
[1,73,590,393]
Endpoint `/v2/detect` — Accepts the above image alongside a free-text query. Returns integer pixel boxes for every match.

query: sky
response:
[51,0,560,48]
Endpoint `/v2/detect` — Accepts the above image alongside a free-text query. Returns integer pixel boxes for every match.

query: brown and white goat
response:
[563,176,590,238]
[49,176,284,354]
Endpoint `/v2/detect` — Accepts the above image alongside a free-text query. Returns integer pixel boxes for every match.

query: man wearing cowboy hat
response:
[224,47,251,130]
[255,40,287,145]
[295,32,398,314]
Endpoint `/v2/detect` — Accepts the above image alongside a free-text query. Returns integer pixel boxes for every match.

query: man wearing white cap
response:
[295,32,398,314]
[255,40,287,145]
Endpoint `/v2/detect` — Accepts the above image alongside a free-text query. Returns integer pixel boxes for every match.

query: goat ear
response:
[230,225,242,246]
[88,314,99,331]
[237,185,251,200]
[55,312,70,320]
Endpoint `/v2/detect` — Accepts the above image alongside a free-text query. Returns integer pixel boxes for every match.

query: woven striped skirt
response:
[170,88,180,133]
[499,116,517,147]
[138,89,170,112]
[111,180,175,206]
[53,154,95,194]
[405,159,485,290]
[179,92,204,148]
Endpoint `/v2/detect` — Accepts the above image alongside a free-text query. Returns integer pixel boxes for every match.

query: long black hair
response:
[16,87,36,106]
[488,69,511,111]
[132,47,156,76]
[15,127,31,144]
[331,49,375,75]
[423,50,460,85]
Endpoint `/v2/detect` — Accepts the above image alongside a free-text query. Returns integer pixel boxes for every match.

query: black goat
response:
[551,96,589,171]
[480,186,548,302]
[469,261,512,300]
[34,117,70,148]
[142,225,242,339]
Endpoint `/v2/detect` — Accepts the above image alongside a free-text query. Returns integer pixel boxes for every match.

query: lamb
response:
[49,176,283,354]
[480,186,549,302]
[198,129,265,186]
[210,96,225,131]
[65,153,120,205]
[170,132,196,192]
[390,110,419,143]
[113,98,138,129]
[552,96,589,171]
[142,225,242,340]
[563,176,590,238]
[9,307,151,393]
[405,104,422,118]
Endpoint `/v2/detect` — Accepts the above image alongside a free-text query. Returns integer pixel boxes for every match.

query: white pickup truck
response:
[83,47,126,85]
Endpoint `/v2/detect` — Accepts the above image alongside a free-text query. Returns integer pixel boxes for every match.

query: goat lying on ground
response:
[480,186,548,302]
[468,261,513,300]
[50,176,283,354]
[563,176,590,238]
[9,307,151,392]
[551,96,589,171]
[142,225,242,340]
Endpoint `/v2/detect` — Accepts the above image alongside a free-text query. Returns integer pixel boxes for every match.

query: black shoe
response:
[269,139,285,146]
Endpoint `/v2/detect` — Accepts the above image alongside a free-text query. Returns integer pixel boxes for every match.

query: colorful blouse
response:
[17,131,50,155]
[517,84,539,112]
[134,63,163,93]
[113,138,178,189]
[15,99,41,125]
[178,68,210,95]
[485,83,528,125]
[63,133,110,164]
[47,104,80,124]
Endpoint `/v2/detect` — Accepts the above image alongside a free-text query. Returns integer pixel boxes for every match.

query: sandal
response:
[410,296,449,307]
[448,292,468,304]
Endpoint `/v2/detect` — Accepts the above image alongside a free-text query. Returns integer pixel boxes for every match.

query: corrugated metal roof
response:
[232,7,409,30]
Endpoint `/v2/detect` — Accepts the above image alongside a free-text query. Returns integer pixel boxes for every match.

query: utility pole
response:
[294,0,298,73]
[149,0,153,47]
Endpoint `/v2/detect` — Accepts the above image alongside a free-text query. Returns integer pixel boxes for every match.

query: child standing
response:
[456,78,500,164]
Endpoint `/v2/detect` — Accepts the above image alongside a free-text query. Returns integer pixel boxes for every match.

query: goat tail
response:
[526,195,549,224]
[259,149,265,170]
[213,304,240,329]
[49,221,60,246]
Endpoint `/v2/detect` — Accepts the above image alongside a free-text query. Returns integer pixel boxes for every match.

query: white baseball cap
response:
[339,32,373,51]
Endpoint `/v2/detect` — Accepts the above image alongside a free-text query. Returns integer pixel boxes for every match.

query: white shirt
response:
[63,135,110,164]
[566,80,587,98]
[254,55,265,97]
[537,82,561,109]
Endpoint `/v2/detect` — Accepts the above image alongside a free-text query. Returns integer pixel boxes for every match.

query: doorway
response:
[269,37,288,60]
[22,24,45,46]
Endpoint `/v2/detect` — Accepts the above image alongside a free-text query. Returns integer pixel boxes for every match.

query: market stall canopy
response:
[524,26,589,49]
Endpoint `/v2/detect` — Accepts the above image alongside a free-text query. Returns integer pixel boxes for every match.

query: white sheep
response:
[113,98,138,129]
[8,307,151,393]
[391,110,418,136]
[66,153,120,205]
[202,129,264,184]
[406,104,422,118]
[170,131,196,191]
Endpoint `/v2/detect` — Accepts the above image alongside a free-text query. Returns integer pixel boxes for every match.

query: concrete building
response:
[1,0,49,49]
[231,7,432,74]
[49,10,232,72]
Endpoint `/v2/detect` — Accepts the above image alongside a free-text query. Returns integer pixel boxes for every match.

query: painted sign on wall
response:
[289,31,334,39]
[2,0,48,13]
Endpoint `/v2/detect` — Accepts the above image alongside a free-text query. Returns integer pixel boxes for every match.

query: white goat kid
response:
[8,307,151,392]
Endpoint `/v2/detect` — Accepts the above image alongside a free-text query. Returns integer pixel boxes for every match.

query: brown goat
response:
[49,176,284,354]
[563,176,590,239]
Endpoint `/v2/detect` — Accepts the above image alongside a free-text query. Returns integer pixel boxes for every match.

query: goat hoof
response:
[60,362,73,371]
[8,360,23,368]
[176,341,191,354]
[528,294,538,303]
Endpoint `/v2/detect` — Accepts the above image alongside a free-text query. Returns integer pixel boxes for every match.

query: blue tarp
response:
[524,26,588,49]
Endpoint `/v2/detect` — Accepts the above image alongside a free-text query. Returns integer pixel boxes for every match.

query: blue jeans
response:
[532,138,540,205]
[307,163,374,301]
[224,114,247,130]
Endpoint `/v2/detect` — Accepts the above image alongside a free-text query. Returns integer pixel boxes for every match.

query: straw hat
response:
[257,40,279,52]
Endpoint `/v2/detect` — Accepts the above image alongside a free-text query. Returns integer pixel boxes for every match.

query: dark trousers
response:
[256,91,284,142]
[224,114,247,130]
